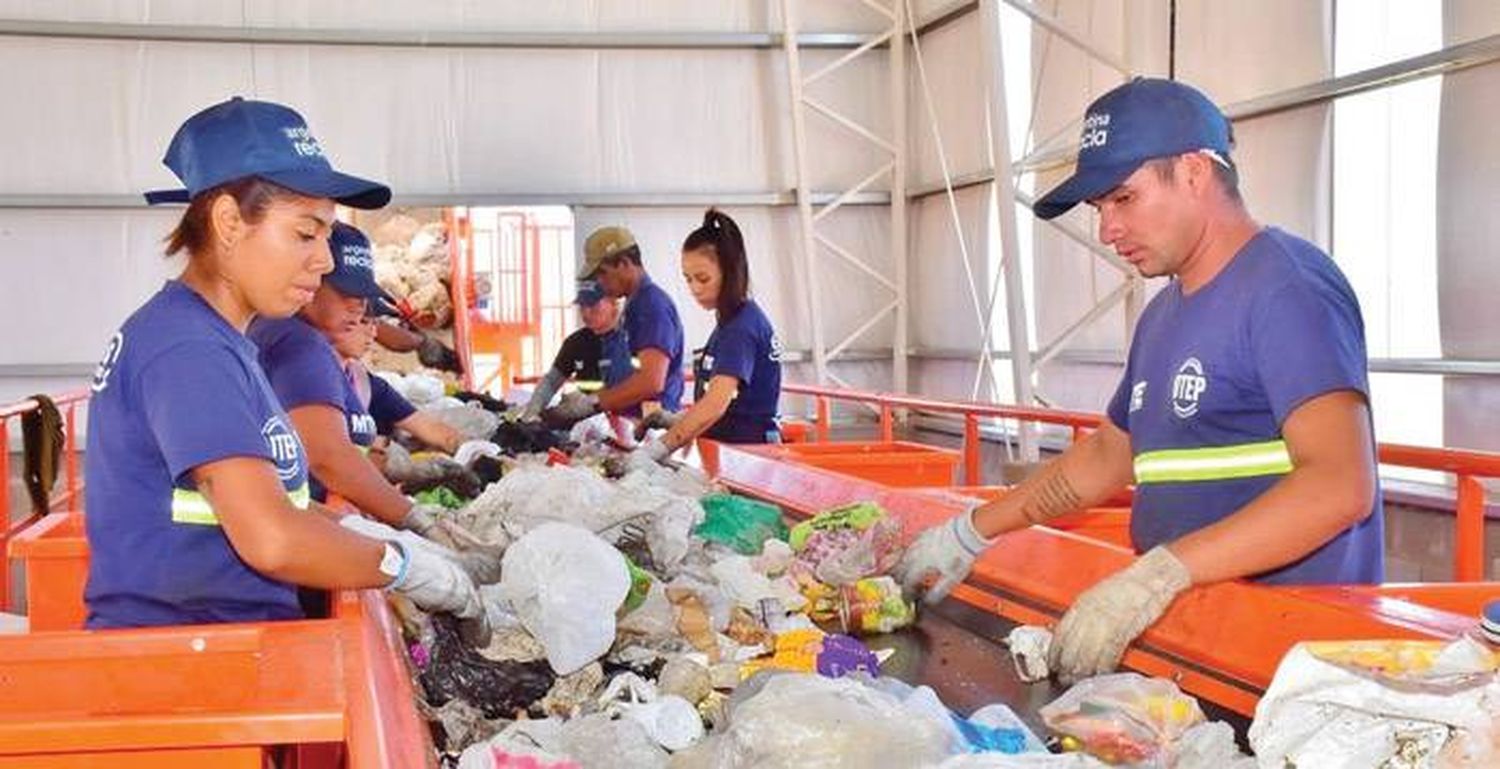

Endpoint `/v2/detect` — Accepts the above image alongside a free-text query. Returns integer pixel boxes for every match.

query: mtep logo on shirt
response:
[261,416,303,481]
[769,334,785,363]
[1129,381,1147,413]
[1171,357,1208,419]
[90,331,124,393]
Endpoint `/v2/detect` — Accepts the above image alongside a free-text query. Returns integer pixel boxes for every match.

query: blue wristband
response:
[383,540,412,590]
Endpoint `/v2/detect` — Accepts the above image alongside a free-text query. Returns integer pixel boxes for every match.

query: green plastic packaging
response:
[693,494,789,555]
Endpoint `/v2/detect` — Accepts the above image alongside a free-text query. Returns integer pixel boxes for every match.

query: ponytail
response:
[682,208,750,324]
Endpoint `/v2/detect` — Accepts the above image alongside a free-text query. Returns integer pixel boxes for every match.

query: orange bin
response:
[7,513,88,632]
[770,441,961,487]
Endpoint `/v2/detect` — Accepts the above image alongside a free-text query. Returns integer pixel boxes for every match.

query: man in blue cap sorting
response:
[895,78,1383,681]
[518,278,633,421]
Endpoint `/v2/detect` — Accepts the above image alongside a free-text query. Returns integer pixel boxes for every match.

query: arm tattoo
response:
[1019,466,1082,524]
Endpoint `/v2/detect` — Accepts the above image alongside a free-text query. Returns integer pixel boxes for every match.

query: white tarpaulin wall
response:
[1,0,1497,449]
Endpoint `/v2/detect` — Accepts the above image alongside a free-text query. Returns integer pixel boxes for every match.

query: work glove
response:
[520,369,566,422]
[544,390,599,425]
[417,336,464,375]
[892,504,991,604]
[1049,545,1192,683]
[343,514,502,586]
[633,409,682,441]
[401,502,469,551]
[624,437,672,473]
[340,516,491,647]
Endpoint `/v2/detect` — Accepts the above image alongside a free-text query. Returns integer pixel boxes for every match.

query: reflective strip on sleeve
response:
[172,483,313,525]
[1133,440,1293,485]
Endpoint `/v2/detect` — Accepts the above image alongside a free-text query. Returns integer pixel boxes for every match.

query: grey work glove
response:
[1049,545,1192,683]
[401,502,464,550]
[520,369,566,422]
[624,437,672,474]
[340,516,491,646]
[342,513,502,586]
[892,504,991,604]
[632,409,682,441]
[544,390,600,425]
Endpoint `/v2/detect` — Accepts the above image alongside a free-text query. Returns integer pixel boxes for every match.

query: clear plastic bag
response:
[1038,673,1204,766]
[498,523,631,675]
[685,672,953,768]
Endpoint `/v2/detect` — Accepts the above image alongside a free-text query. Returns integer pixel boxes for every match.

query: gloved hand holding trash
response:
[519,369,566,422]
[1049,546,1192,683]
[340,514,492,646]
[632,409,681,441]
[543,390,599,426]
[892,503,992,603]
[344,513,502,586]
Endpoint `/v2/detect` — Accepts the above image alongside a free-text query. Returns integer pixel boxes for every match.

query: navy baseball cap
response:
[574,279,607,307]
[145,97,391,209]
[1034,78,1232,220]
[325,222,397,305]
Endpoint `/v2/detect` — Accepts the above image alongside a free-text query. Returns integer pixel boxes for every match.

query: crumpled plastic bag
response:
[789,502,904,586]
[457,718,576,769]
[709,555,805,611]
[596,672,705,752]
[557,713,669,769]
[1038,673,1205,766]
[676,672,953,768]
[417,615,556,720]
[694,494,789,555]
[455,439,503,467]
[864,676,1048,756]
[379,371,446,406]
[931,754,1110,768]
[429,403,503,443]
[1249,638,1500,769]
[498,523,632,675]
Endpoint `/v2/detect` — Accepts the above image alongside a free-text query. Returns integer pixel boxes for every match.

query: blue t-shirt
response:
[247,317,373,502]
[84,281,310,628]
[622,275,685,411]
[368,373,417,436]
[694,301,783,443]
[1106,228,1383,585]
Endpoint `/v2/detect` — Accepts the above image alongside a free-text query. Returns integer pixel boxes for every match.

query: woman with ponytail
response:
[632,209,783,464]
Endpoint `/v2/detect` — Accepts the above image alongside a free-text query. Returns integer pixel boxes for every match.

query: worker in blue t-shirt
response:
[632,210,783,464]
[519,278,633,420]
[83,97,485,633]
[328,312,462,453]
[544,226,685,424]
[248,222,476,551]
[896,78,1384,682]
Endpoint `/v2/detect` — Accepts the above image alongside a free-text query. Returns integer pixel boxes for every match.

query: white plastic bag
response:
[498,523,630,675]
[684,672,954,768]
[557,713,669,769]
[429,403,502,442]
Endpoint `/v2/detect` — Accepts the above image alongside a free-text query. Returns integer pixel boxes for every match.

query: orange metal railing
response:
[779,382,1499,583]
[1,388,88,612]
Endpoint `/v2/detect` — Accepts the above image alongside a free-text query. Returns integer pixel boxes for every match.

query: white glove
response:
[625,437,672,473]
[340,516,491,645]
[547,390,600,423]
[633,409,681,441]
[892,504,991,604]
[400,502,463,550]
[341,514,502,586]
[1049,546,1192,683]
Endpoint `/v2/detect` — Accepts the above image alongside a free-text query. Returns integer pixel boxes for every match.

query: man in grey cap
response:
[546,226,685,424]
[895,78,1382,682]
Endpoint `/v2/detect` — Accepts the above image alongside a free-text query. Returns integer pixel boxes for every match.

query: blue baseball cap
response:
[1034,78,1232,220]
[325,222,397,305]
[574,279,607,307]
[145,97,391,209]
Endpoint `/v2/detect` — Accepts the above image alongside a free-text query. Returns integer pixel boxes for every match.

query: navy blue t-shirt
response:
[622,275,685,411]
[368,373,417,436]
[84,281,310,628]
[247,316,373,502]
[694,300,783,443]
[1106,228,1383,585]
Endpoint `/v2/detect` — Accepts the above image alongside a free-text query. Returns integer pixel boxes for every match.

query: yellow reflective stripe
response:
[172,483,312,525]
[576,380,604,393]
[1133,440,1292,484]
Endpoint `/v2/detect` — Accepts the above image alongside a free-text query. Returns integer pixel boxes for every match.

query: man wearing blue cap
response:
[896,78,1382,681]
[249,222,481,554]
[86,97,487,639]
[519,279,633,421]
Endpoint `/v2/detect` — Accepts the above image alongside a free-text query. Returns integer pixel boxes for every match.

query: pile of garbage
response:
[369,213,454,330]
[372,395,1500,769]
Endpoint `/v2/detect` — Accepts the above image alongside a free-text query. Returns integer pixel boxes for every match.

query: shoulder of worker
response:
[631,275,683,319]
[1238,228,1363,320]
[720,299,775,337]
[113,280,259,370]
[245,314,327,356]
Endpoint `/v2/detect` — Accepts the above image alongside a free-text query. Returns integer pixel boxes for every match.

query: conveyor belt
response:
[869,598,1252,746]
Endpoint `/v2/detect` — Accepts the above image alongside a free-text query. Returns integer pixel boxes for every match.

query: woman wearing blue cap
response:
[84,98,487,638]
[633,209,783,464]
[248,221,479,552]
[518,279,633,421]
